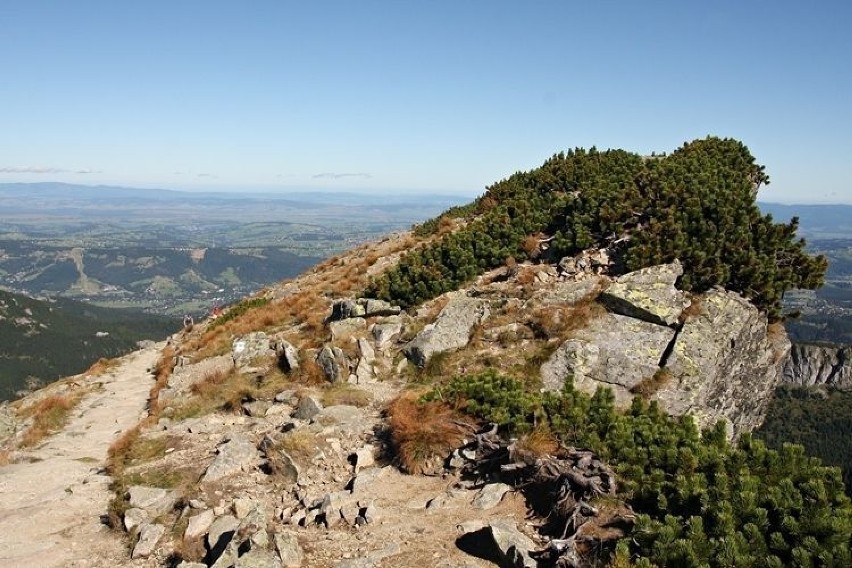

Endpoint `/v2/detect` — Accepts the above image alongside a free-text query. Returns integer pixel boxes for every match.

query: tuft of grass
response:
[528,301,605,341]
[386,391,474,474]
[85,357,120,376]
[679,294,704,322]
[514,426,559,458]
[19,392,84,447]
[275,430,320,464]
[630,368,673,398]
[321,383,370,408]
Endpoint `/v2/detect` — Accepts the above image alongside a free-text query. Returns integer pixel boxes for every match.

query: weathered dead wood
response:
[456,424,631,567]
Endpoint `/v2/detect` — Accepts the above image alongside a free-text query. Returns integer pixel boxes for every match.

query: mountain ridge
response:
[0,137,849,567]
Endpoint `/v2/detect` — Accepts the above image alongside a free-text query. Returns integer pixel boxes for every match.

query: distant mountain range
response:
[758,202,852,238]
[0,182,472,224]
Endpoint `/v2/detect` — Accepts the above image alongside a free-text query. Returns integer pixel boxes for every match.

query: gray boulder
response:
[316,345,349,383]
[132,522,165,559]
[233,332,275,369]
[329,318,367,341]
[371,321,402,348]
[658,288,790,436]
[235,550,283,568]
[184,508,215,540]
[274,530,304,567]
[331,298,402,321]
[293,395,323,420]
[207,514,240,559]
[123,507,148,533]
[472,482,513,510]
[404,296,491,367]
[128,485,176,517]
[782,343,852,388]
[275,339,300,372]
[202,434,259,483]
[541,313,675,406]
[600,261,689,326]
[459,521,535,568]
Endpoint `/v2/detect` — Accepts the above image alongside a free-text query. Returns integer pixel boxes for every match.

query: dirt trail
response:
[0,343,164,567]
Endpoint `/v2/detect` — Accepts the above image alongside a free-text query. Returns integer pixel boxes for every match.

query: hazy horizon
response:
[1,2,849,203]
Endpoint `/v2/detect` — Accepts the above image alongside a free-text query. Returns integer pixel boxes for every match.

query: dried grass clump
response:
[630,368,673,398]
[529,301,605,341]
[148,346,176,416]
[276,430,320,464]
[679,294,704,322]
[514,426,559,458]
[19,392,83,447]
[321,383,370,408]
[85,357,120,376]
[387,391,474,474]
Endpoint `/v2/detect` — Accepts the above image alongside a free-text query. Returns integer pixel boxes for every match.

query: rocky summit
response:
[0,138,848,568]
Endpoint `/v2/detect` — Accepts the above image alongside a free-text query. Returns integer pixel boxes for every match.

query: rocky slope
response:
[781,343,852,389]
[0,223,798,567]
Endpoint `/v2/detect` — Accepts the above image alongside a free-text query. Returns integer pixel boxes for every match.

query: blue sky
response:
[1,1,850,202]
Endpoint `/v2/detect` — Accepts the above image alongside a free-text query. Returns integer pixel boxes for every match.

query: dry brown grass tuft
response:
[147,346,176,417]
[680,294,704,322]
[84,357,120,376]
[19,392,83,447]
[321,383,370,408]
[514,426,559,458]
[387,391,474,474]
[630,368,673,398]
[529,301,605,341]
[292,357,327,385]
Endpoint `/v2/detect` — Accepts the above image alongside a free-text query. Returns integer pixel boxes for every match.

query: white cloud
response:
[0,166,100,174]
[312,172,372,180]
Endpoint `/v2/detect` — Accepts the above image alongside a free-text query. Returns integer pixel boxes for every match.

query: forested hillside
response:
[757,386,852,495]
[0,290,177,400]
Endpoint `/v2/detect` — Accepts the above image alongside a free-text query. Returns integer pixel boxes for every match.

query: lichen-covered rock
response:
[128,485,176,517]
[404,296,491,367]
[657,288,790,436]
[531,277,603,305]
[184,508,215,540]
[235,550,283,568]
[782,343,852,388]
[316,345,349,383]
[132,522,165,559]
[202,434,259,483]
[371,320,402,348]
[329,318,367,341]
[274,530,304,567]
[600,261,689,326]
[541,313,675,406]
[330,298,401,321]
[274,339,300,372]
[233,332,275,369]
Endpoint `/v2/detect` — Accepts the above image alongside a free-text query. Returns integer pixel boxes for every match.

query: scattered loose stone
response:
[132,522,165,559]
[184,508,215,540]
[202,434,259,483]
[274,531,304,567]
[293,395,323,420]
[472,482,513,510]
[123,507,147,533]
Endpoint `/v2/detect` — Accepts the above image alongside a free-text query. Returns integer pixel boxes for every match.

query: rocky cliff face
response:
[537,261,788,437]
[782,343,852,388]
